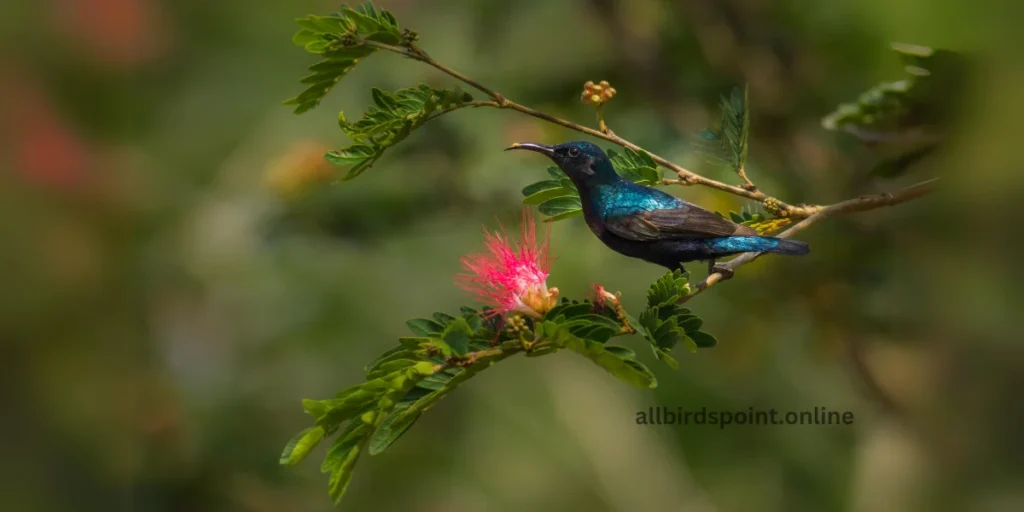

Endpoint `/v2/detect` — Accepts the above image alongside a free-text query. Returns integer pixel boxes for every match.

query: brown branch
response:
[683,179,938,301]
[364,39,936,293]
[354,37,937,435]
[364,40,819,217]
[423,100,501,122]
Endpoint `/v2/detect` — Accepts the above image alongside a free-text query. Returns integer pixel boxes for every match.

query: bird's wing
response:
[604,205,755,241]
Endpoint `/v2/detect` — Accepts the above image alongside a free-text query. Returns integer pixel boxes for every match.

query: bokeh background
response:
[3,0,1023,511]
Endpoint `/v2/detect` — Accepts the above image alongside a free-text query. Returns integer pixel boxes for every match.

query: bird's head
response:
[506,141,619,186]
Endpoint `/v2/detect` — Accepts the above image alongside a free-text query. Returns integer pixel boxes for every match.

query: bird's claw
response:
[709,261,734,281]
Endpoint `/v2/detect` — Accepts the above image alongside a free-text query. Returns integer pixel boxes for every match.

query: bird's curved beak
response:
[505,142,555,157]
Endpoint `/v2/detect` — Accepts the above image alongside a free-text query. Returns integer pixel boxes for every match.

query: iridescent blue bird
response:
[506,141,809,275]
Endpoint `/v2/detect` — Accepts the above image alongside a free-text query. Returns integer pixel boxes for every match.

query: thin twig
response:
[596,105,615,136]
[736,166,756,191]
[430,344,517,374]
[364,41,506,101]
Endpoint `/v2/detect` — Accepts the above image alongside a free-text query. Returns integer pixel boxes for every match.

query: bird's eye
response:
[567,147,581,157]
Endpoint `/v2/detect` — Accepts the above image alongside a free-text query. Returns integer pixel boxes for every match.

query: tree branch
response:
[424,100,501,123]
[364,40,819,217]
[364,39,937,299]
[683,179,937,300]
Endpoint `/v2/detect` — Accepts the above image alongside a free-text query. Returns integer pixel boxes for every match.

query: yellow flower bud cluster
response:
[581,80,617,105]
[762,197,783,216]
[505,314,529,335]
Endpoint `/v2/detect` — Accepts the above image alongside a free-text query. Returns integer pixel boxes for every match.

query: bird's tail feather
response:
[765,238,810,255]
[706,236,810,255]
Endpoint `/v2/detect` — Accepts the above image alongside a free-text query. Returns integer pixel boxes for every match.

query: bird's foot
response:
[709,261,734,281]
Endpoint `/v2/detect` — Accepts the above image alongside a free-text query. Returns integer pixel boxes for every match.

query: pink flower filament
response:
[456,210,556,317]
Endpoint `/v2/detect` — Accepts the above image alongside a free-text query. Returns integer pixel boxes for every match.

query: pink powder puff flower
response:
[456,209,559,318]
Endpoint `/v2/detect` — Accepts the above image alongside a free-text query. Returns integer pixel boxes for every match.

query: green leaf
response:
[822,44,966,135]
[538,196,582,218]
[441,318,473,356]
[565,336,657,389]
[605,346,637,360]
[680,335,699,354]
[719,207,767,227]
[365,350,509,456]
[292,29,319,46]
[522,180,576,205]
[317,385,386,428]
[653,347,679,370]
[540,320,654,387]
[416,371,454,391]
[286,3,405,115]
[368,402,421,455]
[397,336,432,350]
[545,301,596,321]
[545,166,567,179]
[341,5,383,34]
[645,312,684,350]
[822,80,912,132]
[426,337,453,357]
[326,85,474,181]
[406,318,445,337]
[432,312,456,325]
[562,314,622,343]
[302,398,329,419]
[821,44,966,179]
[366,359,419,380]
[678,314,703,332]
[521,179,563,197]
[646,269,692,309]
[327,437,364,504]
[459,307,485,333]
[325,145,378,180]
[690,85,750,175]
[290,303,524,508]
[535,320,580,347]
[609,148,660,185]
[689,330,718,348]
[542,209,584,223]
[280,426,325,466]
[638,270,713,363]
[363,346,412,376]
[320,420,372,473]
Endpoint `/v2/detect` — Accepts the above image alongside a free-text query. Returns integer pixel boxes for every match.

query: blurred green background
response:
[2,0,1023,511]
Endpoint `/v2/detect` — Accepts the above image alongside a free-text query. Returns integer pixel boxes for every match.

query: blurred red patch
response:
[53,0,169,67]
[1,72,90,190]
